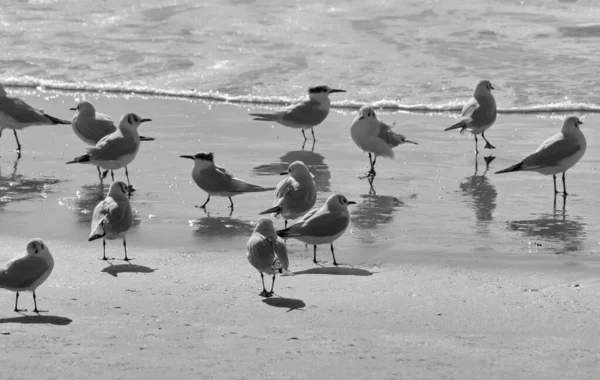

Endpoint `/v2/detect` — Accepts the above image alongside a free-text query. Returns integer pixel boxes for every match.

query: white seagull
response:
[0,238,54,313]
[180,152,275,210]
[249,85,345,140]
[350,105,418,179]
[277,193,356,266]
[496,116,586,196]
[444,80,497,153]
[88,181,134,261]
[247,217,293,297]
[0,83,70,153]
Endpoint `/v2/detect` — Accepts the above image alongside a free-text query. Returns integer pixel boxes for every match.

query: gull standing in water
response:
[180,152,275,211]
[259,161,316,228]
[249,85,345,141]
[496,116,586,196]
[444,80,497,153]
[350,105,418,179]
[66,112,151,190]
[70,101,155,182]
[0,83,70,153]
[0,238,54,313]
[247,218,293,298]
[277,193,356,266]
[88,181,134,261]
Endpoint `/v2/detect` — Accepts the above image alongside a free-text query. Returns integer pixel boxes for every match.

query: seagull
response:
[249,85,345,141]
[88,181,134,261]
[70,101,155,182]
[277,193,356,266]
[0,238,54,313]
[66,112,151,190]
[350,105,418,179]
[444,80,497,153]
[247,217,293,298]
[0,83,70,153]
[180,152,275,210]
[495,116,586,196]
[258,161,317,228]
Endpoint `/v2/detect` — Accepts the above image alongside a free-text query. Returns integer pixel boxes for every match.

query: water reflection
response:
[0,157,61,211]
[351,193,404,244]
[191,215,255,239]
[252,145,331,192]
[459,155,497,234]
[508,208,585,254]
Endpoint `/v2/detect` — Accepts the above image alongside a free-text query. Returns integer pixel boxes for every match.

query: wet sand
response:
[0,90,599,378]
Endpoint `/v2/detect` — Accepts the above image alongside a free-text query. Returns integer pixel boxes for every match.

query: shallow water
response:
[0,91,598,270]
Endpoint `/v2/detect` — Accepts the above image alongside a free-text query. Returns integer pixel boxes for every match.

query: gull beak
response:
[490,85,495,90]
[347,201,357,205]
[279,171,289,175]
[140,118,152,123]
[579,120,584,125]
[405,140,418,145]
[180,155,195,160]
[69,107,77,111]
[329,89,346,93]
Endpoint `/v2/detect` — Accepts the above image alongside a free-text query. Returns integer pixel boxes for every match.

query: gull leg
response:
[284,220,288,229]
[97,166,103,182]
[123,238,132,261]
[100,239,109,261]
[111,171,115,181]
[14,292,26,312]
[125,167,135,192]
[228,197,234,209]
[474,135,479,154]
[197,195,211,209]
[32,291,43,314]
[553,174,558,194]
[311,128,316,141]
[330,243,339,266]
[562,172,568,196]
[313,245,318,264]
[259,273,270,297]
[358,153,377,179]
[301,129,307,141]
[12,130,22,153]
[482,131,495,149]
[268,274,276,297]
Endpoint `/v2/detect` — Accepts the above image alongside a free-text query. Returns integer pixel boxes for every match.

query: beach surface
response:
[0,91,599,379]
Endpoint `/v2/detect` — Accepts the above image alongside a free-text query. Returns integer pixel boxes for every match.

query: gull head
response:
[118,113,152,132]
[107,181,129,198]
[70,100,96,115]
[325,193,357,211]
[308,85,346,100]
[26,238,50,257]
[280,160,312,180]
[474,80,494,96]
[180,152,215,171]
[357,105,377,121]
[253,217,277,239]
[561,116,583,134]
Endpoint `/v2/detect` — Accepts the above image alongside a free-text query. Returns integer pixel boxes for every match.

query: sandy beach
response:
[0,91,599,379]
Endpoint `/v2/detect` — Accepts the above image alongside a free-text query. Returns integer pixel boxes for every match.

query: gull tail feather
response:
[276,228,298,238]
[259,205,282,216]
[44,113,71,125]
[444,120,467,131]
[249,113,277,122]
[88,218,107,241]
[66,154,91,164]
[139,135,155,142]
[496,162,523,174]
[238,184,276,193]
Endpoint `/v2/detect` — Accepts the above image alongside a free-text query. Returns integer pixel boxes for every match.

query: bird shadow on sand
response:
[0,315,72,325]
[192,216,255,238]
[101,262,156,277]
[294,266,374,276]
[262,296,306,312]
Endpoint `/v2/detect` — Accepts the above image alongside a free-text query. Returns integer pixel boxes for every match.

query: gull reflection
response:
[0,157,61,211]
[351,193,404,244]
[191,215,255,240]
[459,155,497,234]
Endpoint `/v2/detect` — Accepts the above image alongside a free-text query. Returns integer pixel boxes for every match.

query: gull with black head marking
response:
[180,152,275,211]
[351,105,418,179]
[66,112,151,190]
[70,101,155,181]
[444,80,497,153]
[0,238,54,313]
[0,83,70,153]
[277,193,356,266]
[247,217,293,298]
[249,85,345,141]
[496,116,586,196]
[259,161,316,228]
[89,181,134,261]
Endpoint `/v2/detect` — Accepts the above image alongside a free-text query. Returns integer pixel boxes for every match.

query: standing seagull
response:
[495,116,586,196]
[0,83,70,153]
[444,80,497,153]
[180,152,275,210]
[88,181,133,261]
[249,85,345,141]
[66,112,151,190]
[0,238,54,313]
[350,105,418,179]
[277,193,356,266]
[259,161,317,228]
[70,101,154,182]
[247,218,293,298]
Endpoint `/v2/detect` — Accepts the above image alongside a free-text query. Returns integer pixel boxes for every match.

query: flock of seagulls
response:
[0,80,589,309]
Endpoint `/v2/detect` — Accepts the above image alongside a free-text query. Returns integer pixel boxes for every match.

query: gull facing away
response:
[0,83,70,153]
[247,218,293,298]
[66,113,151,189]
[444,80,497,153]
[70,101,155,182]
[88,181,134,261]
[277,193,356,266]
[0,238,54,313]
[495,116,586,196]
[249,85,345,141]
[259,161,317,228]
[180,152,275,210]
[350,105,418,179]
